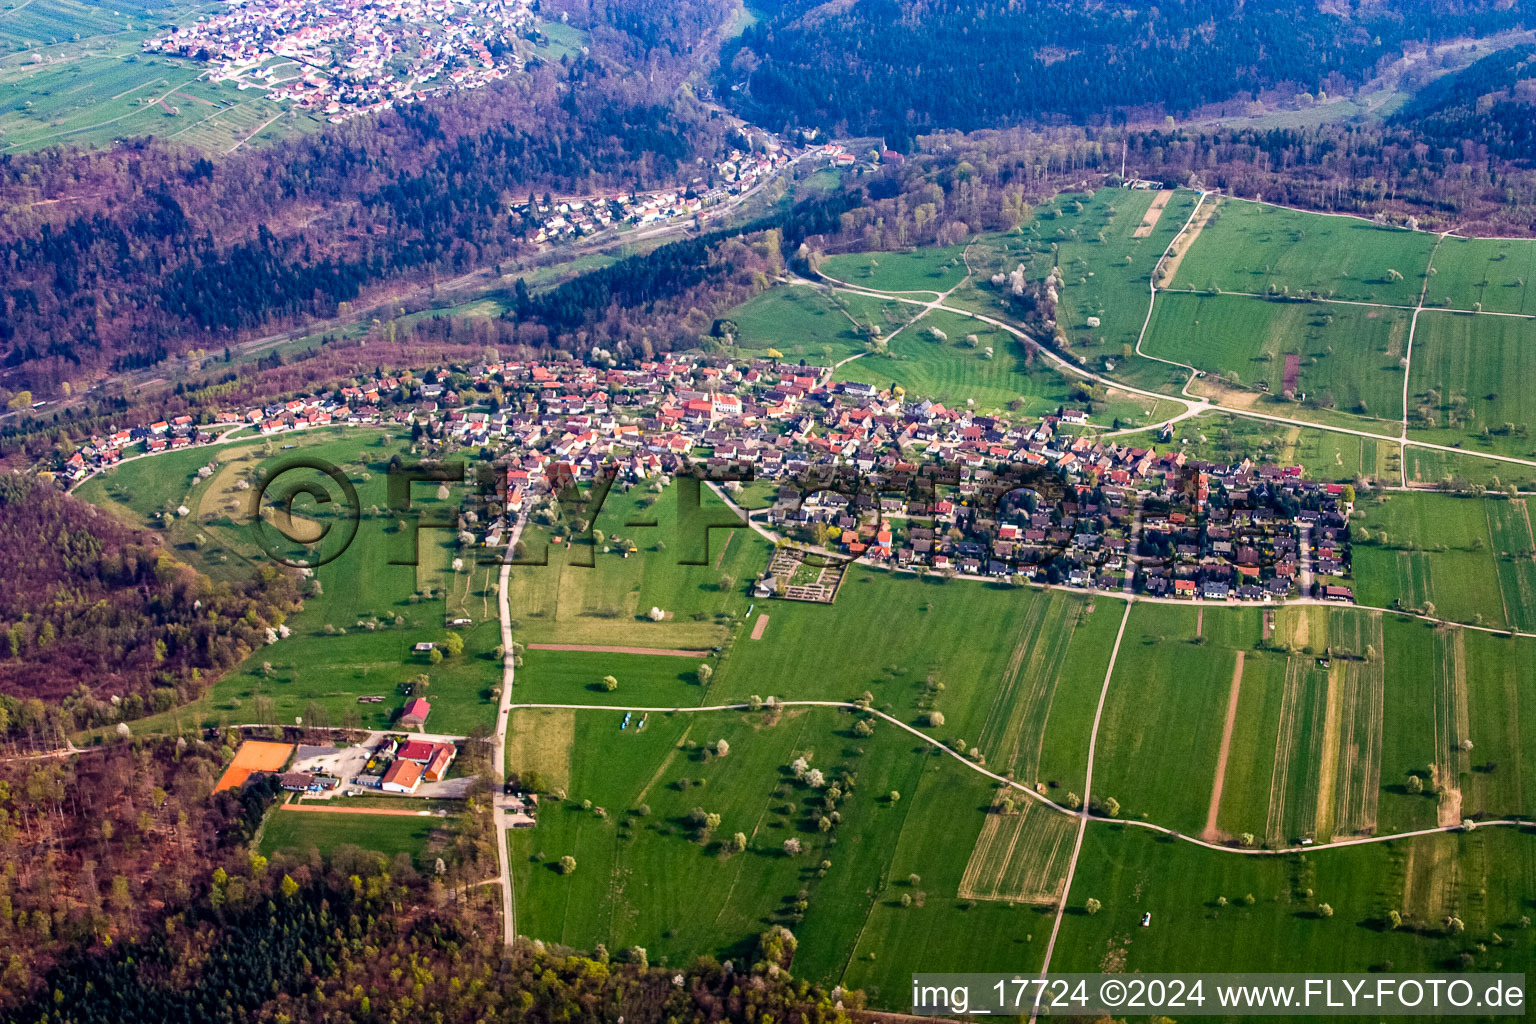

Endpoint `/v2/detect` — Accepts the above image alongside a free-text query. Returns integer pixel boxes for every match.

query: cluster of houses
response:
[147,0,534,123]
[514,135,801,246]
[59,341,1354,604]
[761,426,1353,601]
[358,734,458,794]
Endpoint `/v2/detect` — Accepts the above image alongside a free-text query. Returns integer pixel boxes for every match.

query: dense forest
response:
[0,740,279,994]
[718,0,1529,145]
[2,801,862,1024]
[0,474,302,739]
[1391,42,1536,165]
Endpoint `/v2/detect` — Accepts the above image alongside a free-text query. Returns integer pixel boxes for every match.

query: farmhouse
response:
[279,772,317,792]
[400,697,432,728]
[398,739,457,781]
[380,759,424,794]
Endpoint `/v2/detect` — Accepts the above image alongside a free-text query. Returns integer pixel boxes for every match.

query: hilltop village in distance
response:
[146,0,536,122]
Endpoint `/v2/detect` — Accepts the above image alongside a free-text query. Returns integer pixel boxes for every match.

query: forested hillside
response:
[0,75,723,395]
[0,744,279,995]
[5,846,857,1023]
[718,0,1528,143]
[1391,43,1536,165]
[0,474,301,740]
[0,0,739,398]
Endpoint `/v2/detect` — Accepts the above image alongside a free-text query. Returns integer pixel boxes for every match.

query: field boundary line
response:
[505,698,1535,858]
[524,643,712,657]
[1202,650,1244,841]
[1132,191,1206,386]
[1401,233,1448,444]
[1035,600,1130,1007]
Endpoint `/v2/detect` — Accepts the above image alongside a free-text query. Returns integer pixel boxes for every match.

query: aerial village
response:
[57,351,1356,607]
[146,0,535,122]
[512,137,841,247]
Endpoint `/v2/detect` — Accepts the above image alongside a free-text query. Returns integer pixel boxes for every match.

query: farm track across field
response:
[503,696,1533,859]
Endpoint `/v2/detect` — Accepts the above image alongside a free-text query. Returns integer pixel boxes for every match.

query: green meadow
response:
[0,42,319,154]
[1171,199,1438,305]
[1090,603,1254,835]
[81,428,503,735]
[729,285,880,364]
[1378,616,1536,835]
[503,479,769,650]
[954,187,1200,395]
[259,808,442,864]
[508,705,1054,1005]
[1402,447,1536,492]
[1141,293,1409,422]
[74,437,242,531]
[819,245,968,293]
[1406,310,1536,458]
[833,308,1076,415]
[1425,235,1536,314]
[1055,824,1536,975]
[1352,491,1536,631]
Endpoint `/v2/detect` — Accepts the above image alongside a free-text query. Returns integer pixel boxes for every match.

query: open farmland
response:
[80,428,503,735]
[729,285,881,364]
[952,187,1199,395]
[1380,617,1536,830]
[507,704,1051,1005]
[1406,310,1536,458]
[1090,603,1254,834]
[1214,608,1387,846]
[958,800,1076,904]
[501,480,768,650]
[828,747,1055,1004]
[710,571,1092,755]
[1352,491,1536,631]
[1140,293,1408,422]
[835,306,1177,427]
[259,807,441,864]
[1425,234,1536,314]
[503,559,1536,993]
[833,308,1076,416]
[505,707,575,793]
[74,433,244,531]
[819,244,968,293]
[1168,198,1438,305]
[1402,447,1536,491]
[512,649,712,708]
[0,1,322,155]
[971,590,1111,791]
[1054,824,1536,975]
